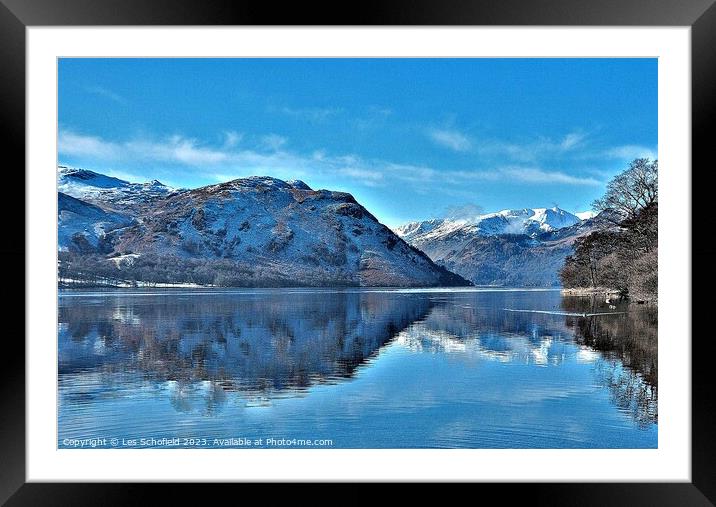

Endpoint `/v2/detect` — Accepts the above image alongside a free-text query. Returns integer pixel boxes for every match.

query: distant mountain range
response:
[58,166,469,287]
[58,165,607,288]
[395,206,583,241]
[394,208,612,287]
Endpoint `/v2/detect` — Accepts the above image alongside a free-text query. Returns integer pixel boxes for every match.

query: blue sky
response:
[58,58,657,227]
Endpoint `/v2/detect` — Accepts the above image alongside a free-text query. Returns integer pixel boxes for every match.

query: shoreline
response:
[58,286,563,295]
[560,287,622,296]
[561,286,657,304]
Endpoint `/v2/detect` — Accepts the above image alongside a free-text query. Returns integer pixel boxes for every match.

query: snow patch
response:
[575,210,596,220]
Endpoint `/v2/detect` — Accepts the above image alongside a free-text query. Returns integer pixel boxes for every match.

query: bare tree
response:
[593,158,658,221]
[569,231,621,288]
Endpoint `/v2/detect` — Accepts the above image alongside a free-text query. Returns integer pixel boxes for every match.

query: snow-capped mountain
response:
[575,210,596,220]
[395,206,581,244]
[58,166,181,212]
[58,192,135,253]
[58,167,470,288]
[394,207,605,287]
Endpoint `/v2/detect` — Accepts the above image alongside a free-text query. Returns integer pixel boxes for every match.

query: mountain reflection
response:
[59,291,433,399]
[395,294,657,427]
[59,290,657,428]
[397,301,574,365]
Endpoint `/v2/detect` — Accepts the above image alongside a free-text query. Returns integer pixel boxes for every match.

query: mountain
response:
[395,208,608,287]
[57,167,470,288]
[58,192,135,254]
[395,206,581,243]
[58,166,180,213]
[575,210,596,220]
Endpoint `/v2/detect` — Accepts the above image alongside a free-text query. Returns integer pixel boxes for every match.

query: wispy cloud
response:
[60,131,233,166]
[477,131,588,162]
[497,167,600,186]
[603,145,657,160]
[60,129,320,185]
[260,134,287,151]
[444,203,485,221]
[560,132,587,150]
[60,131,232,166]
[478,131,656,168]
[127,135,229,165]
[59,131,122,159]
[337,167,384,183]
[58,129,603,193]
[85,86,126,104]
[352,106,394,131]
[223,131,243,148]
[427,128,472,152]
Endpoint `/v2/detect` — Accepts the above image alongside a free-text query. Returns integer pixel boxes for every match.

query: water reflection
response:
[59,291,432,397]
[397,300,574,365]
[562,296,658,427]
[58,289,658,446]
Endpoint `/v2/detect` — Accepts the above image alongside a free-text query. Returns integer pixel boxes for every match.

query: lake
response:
[58,288,657,449]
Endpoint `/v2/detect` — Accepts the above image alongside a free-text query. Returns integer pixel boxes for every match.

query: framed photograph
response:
[3,0,713,502]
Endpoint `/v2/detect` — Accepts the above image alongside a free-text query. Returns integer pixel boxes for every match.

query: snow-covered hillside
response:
[575,210,596,220]
[57,168,470,288]
[58,192,134,253]
[394,207,605,287]
[395,206,581,244]
[58,166,180,212]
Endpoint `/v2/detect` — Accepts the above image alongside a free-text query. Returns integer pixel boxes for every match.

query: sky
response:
[58,58,657,227]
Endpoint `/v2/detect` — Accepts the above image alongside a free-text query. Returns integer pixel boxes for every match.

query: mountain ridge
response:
[394,206,582,243]
[394,209,611,287]
[57,166,471,288]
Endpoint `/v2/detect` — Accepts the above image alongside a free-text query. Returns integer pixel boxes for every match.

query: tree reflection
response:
[562,296,657,426]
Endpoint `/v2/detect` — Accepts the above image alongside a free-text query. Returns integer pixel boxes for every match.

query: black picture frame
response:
[2,0,713,503]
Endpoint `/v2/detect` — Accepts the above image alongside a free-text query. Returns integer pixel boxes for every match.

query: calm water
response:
[58,288,657,449]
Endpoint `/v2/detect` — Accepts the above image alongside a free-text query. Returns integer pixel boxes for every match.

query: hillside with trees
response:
[560,158,658,301]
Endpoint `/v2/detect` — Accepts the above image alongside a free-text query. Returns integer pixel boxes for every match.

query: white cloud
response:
[223,131,243,148]
[311,150,327,161]
[352,106,394,131]
[560,132,587,150]
[497,167,601,186]
[379,163,599,187]
[85,86,126,104]
[477,140,533,162]
[58,131,121,159]
[260,134,288,150]
[60,131,239,166]
[427,128,472,152]
[482,132,655,166]
[604,145,657,160]
[477,131,588,162]
[58,130,603,191]
[444,203,485,221]
[125,135,229,165]
[338,167,384,182]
